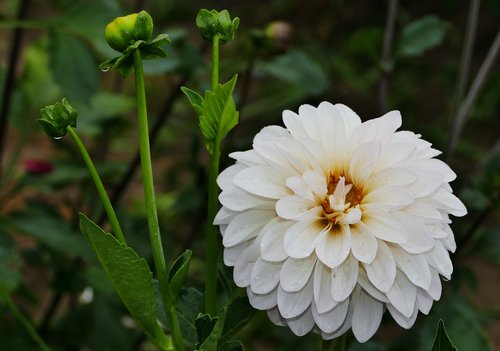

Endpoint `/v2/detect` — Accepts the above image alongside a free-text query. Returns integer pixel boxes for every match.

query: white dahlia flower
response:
[215,102,466,342]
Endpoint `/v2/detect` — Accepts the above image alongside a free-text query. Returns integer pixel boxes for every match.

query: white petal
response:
[317,102,347,172]
[217,163,246,190]
[303,170,328,199]
[321,286,359,340]
[233,165,290,199]
[229,150,262,166]
[366,167,418,190]
[394,212,435,253]
[350,222,378,264]
[386,272,417,318]
[352,290,384,343]
[287,308,315,336]
[260,219,292,262]
[387,303,418,329]
[392,245,431,290]
[363,240,396,292]
[282,109,307,140]
[254,140,296,173]
[334,103,362,136]
[280,256,317,292]
[284,219,325,259]
[316,225,351,268]
[348,110,402,150]
[223,209,274,247]
[219,189,275,211]
[214,207,236,225]
[358,268,389,303]
[349,140,381,186]
[298,104,321,140]
[276,195,316,220]
[331,253,359,302]
[312,298,349,333]
[426,241,453,279]
[364,185,414,209]
[313,262,337,313]
[375,142,416,171]
[223,240,251,266]
[416,289,434,314]
[267,306,286,326]
[427,268,442,301]
[362,207,409,243]
[247,287,278,310]
[251,258,281,294]
[431,188,467,217]
[277,277,314,319]
[233,243,259,287]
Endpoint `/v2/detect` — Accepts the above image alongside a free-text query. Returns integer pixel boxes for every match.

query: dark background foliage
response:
[0,0,498,350]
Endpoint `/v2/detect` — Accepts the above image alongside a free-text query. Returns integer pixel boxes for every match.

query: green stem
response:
[2,293,53,351]
[132,49,184,351]
[211,35,220,90]
[204,33,221,316]
[67,126,126,245]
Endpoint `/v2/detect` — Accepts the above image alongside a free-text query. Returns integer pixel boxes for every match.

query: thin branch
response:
[446,30,500,159]
[454,0,480,111]
[0,0,30,175]
[378,0,398,114]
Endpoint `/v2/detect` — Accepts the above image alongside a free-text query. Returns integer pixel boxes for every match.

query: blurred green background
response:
[0,0,499,350]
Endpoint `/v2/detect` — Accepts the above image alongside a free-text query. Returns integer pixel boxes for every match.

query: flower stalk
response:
[205,33,222,316]
[67,126,126,244]
[132,49,184,351]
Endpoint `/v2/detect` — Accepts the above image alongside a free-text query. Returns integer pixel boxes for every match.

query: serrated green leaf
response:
[431,320,457,351]
[49,31,98,103]
[181,86,204,114]
[221,296,254,343]
[177,287,204,343]
[219,340,244,351]
[79,214,169,349]
[168,249,192,303]
[200,75,239,154]
[397,15,448,57]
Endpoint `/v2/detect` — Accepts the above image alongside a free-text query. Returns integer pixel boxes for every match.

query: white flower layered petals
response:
[216,102,466,342]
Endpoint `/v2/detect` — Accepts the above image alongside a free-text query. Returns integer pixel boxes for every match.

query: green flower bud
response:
[38,98,77,139]
[105,11,154,52]
[196,9,239,43]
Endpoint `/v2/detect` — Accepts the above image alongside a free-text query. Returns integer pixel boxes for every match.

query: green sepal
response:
[196,9,239,44]
[100,33,170,77]
[431,320,458,351]
[167,249,192,304]
[79,214,169,349]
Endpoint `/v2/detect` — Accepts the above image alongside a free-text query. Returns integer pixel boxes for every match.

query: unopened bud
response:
[196,9,239,43]
[105,11,153,52]
[264,21,292,52]
[38,98,77,139]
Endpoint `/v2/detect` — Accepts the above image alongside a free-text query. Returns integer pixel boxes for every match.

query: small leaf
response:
[199,75,239,154]
[177,287,204,343]
[79,214,169,349]
[195,314,218,345]
[397,15,448,57]
[195,311,226,351]
[221,296,255,343]
[168,249,192,303]
[181,86,204,114]
[431,320,458,351]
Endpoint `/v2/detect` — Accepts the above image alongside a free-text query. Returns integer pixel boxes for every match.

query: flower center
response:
[321,175,362,225]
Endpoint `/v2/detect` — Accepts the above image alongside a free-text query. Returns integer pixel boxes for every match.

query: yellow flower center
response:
[322,174,363,226]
